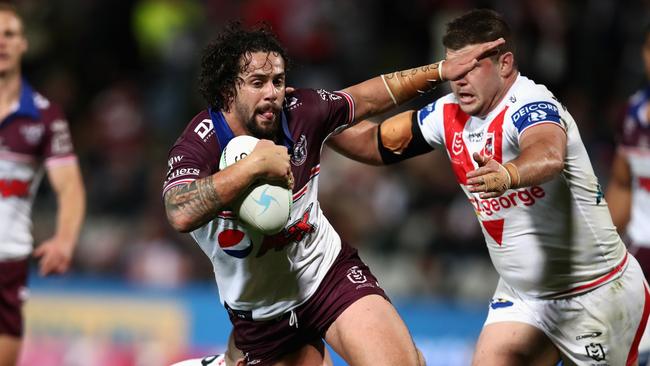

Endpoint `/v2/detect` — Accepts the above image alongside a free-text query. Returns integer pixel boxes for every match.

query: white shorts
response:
[485,255,650,366]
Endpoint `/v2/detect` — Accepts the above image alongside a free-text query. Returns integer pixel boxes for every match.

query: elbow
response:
[166,213,196,233]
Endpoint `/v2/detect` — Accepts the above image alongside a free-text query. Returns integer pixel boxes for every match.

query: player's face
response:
[0,11,27,76]
[233,51,286,140]
[447,46,506,117]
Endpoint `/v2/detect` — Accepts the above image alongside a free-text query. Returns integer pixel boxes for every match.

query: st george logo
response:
[253,187,279,215]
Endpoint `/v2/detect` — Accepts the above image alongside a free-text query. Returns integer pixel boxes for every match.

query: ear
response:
[498,52,515,77]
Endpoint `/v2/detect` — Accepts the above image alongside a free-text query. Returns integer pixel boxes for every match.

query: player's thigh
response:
[472,321,560,366]
[0,335,21,366]
[274,338,332,366]
[324,294,420,366]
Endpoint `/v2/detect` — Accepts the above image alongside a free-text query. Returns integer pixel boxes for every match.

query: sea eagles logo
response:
[452,132,464,155]
[291,134,308,166]
[20,124,44,145]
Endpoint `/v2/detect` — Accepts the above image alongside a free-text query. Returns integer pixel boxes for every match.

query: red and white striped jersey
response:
[0,81,77,260]
[416,74,627,298]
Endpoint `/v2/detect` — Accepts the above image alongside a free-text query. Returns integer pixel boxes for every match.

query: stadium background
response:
[13,0,649,365]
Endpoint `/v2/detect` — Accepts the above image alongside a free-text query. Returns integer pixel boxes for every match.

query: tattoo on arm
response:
[164,177,223,229]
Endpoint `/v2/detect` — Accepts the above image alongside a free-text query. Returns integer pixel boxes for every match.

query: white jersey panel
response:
[416,74,626,298]
[190,172,341,320]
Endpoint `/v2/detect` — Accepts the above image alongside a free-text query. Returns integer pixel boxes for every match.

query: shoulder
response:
[416,93,457,124]
[505,75,565,131]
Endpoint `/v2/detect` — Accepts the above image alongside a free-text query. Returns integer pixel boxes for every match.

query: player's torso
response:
[621,87,650,245]
[168,89,353,319]
[421,75,626,297]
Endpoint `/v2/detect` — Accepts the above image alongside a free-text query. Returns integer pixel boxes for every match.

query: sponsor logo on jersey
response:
[418,102,436,124]
[194,119,214,141]
[51,119,73,154]
[490,298,513,309]
[585,343,606,361]
[20,124,44,145]
[256,203,316,257]
[285,96,301,110]
[511,101,561,132]
[469,186,546,217]
[576,331,602,340]
[167,167,200,180]
[467,130,484,142]
[217,229,253,258]
[291,134,307,166]
[316,89,342,101]
[167,155,184,175]
[0,179,30,198]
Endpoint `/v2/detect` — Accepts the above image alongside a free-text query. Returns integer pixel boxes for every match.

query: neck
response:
[0,70,22,120]
[221,108,249,137]
[481,72,518,118]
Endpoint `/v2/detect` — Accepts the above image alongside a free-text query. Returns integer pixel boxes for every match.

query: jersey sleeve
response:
[306,88,355,135]
[41,104,78,168]
[162,117,220,197]
[414,98,446,150]
[507,98,566,137]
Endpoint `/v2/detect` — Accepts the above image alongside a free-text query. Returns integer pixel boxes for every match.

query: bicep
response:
[518,123,567,161]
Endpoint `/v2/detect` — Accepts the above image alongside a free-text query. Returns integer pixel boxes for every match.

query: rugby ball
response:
[219,135,292,235]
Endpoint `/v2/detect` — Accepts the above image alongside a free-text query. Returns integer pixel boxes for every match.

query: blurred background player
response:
[328,9,649,365]
[162,22,501,366]
[606,22,650,366]
[0,4,85,366]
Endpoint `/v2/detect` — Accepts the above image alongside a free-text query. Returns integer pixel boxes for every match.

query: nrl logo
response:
[451,131,464,155]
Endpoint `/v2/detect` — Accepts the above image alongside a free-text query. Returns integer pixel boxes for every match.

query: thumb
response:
[33,245,45,258]
[473,152,489,166]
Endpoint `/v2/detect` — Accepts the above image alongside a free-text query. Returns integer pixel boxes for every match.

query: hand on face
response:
[466,152,512,198]
[248,139,294,189]
[442,38,505,81]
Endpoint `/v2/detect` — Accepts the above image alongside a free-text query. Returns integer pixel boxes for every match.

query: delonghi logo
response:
[253,186,279,215]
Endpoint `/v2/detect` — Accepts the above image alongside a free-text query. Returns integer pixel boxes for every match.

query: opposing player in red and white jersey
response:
[606,22,650,366]
[0,4,85,366]
[328,9,650,366]
[162,22,502,366]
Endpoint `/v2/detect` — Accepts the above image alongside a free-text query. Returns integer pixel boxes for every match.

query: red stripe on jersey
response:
[481,219,505,245]
[484,107,507,163]
[639,177,650,192]
[443,104,473,184]
[551,253,629,298]
[627,282,650,366]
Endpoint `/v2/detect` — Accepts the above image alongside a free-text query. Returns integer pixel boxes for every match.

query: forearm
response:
[327,120,382,165]
[54,176,85,247]
[342,63,443,121]
[507,143,564,188]
[164,160,259,232]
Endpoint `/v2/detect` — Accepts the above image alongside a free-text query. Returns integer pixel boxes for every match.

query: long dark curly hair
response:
[199,22,290,111]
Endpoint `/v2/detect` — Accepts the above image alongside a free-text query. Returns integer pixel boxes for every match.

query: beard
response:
[240,104,281,140]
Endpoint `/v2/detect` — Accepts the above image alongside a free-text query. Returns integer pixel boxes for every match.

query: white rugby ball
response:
[220,135,292,235]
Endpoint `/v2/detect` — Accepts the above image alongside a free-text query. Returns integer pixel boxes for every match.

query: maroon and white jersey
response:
[618,86,650,247]
[416,74,627,299]
[163,88,354,319]
[0,81,77,260]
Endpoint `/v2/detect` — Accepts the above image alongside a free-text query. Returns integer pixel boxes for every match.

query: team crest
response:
[291,134,308,166]
[452,131,464,155]
[20,124,45,145]
[481,132,495,158]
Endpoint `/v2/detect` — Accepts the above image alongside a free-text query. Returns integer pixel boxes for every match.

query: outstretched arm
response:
[340,38,504,122]
[327,110,432,165]
[605,150,632,233]
[466,124,567,198]
[164,141,292,232]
